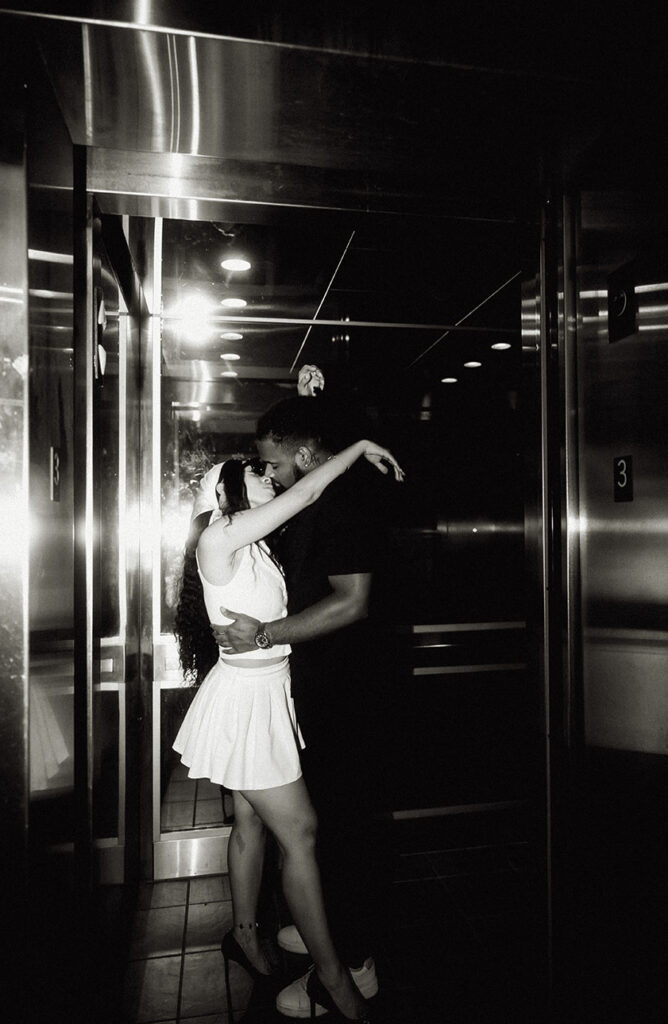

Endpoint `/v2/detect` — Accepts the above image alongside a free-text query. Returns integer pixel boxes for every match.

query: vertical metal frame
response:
[561,195,583,750]
[0,75,30,917]
[522,191,566,1000]
[150,218,163,851]
[72,147,95,895]
[117,298,128,851]
[136,216,163,877]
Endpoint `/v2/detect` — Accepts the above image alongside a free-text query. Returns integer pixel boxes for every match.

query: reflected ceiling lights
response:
[221,297,247,308]
[221,331,243,340]
[491,342,511,350]
[221,370,238,377]
[220,353,240,360]
[464,361,482,368]
[441,377,458,383]
[221,258,251,272]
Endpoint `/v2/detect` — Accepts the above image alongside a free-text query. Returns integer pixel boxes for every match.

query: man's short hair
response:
[256,396,347,452]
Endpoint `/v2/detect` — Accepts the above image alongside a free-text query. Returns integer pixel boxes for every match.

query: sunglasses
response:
[242,457,267,476]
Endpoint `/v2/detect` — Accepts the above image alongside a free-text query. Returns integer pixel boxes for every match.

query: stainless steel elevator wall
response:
[576,192,668,753]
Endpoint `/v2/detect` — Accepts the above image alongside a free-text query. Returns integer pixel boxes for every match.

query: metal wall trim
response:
[412,663,527,676]
[391,800,528,820]
[412,622,526,633]
[154,833,231,881]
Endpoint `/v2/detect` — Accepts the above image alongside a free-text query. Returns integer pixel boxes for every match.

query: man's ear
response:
[296,445,313,469]
[215,482,224,497]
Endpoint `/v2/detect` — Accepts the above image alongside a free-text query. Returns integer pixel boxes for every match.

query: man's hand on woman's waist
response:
[211,609,259,654]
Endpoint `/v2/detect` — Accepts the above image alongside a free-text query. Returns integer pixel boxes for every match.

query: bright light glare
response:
[221,370,238,377]
[221,332,243,340]
[491,342,511,350]
[221,297,247,308]
[220,352,240,360]
[441,377,458,383]
[171,294,214,343]
[221,258,251,272]
[464,361,482,368]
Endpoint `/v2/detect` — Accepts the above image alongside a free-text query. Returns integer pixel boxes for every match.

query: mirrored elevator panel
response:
[28,163,75,846]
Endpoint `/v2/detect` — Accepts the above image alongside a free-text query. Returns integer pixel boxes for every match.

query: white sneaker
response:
[275,960,379,1018]
[277,924,309,955]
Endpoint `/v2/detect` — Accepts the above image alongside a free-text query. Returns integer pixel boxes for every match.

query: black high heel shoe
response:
[221,929,279,1017]
[306,968,373,1023]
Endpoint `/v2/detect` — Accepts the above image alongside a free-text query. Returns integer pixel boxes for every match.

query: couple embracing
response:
[173,367,404,1022]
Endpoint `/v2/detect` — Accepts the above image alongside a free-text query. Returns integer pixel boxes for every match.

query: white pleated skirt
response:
[173,656,305,790]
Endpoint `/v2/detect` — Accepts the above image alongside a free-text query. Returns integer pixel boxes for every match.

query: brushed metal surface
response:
[574,192,668,753]
[154,829,231,880]
[30,17,557,192]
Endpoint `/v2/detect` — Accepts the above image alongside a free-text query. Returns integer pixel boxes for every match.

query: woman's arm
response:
[198,440,403,561]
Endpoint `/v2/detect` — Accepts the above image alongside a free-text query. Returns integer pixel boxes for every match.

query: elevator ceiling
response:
[5,3,658,405]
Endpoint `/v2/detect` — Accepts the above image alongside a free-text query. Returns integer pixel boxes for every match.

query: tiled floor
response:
[112,807,548,1024]
[161,760,234,832]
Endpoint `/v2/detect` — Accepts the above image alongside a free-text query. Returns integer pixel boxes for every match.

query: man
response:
[212,388,395,1017]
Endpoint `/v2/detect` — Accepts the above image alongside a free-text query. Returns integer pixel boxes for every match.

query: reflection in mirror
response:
[28,191,75,839]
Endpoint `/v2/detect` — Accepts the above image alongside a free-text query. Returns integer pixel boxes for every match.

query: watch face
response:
[255,630,271,649]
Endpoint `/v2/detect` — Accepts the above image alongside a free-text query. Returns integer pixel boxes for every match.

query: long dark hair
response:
[174,459,250,685]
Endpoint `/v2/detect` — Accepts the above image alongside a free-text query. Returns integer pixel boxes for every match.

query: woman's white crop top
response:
[197,540,291,660]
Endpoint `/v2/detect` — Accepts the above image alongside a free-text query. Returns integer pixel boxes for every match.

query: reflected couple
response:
[173,368,404,1022]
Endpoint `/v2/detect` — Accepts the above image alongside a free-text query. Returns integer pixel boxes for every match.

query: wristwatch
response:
[254,624,273,650]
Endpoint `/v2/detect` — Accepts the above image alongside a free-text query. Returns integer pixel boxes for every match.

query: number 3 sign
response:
[613,455,633,502]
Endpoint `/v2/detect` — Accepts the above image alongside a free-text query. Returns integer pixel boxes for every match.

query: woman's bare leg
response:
[241,778,367,1019]
[227,790,272,974]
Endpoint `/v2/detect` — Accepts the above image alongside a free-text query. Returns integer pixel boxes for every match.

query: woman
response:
[173,439,404,1023]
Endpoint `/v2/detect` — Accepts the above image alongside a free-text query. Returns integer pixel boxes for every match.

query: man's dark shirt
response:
[273,461,389,724]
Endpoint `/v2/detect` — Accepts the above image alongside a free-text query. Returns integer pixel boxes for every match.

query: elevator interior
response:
[2,5,668,1023]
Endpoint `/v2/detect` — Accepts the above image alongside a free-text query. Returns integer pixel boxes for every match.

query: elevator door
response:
[553,190,668,1022]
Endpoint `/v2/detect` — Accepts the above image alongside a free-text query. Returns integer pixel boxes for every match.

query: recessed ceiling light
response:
[221,258,251,272]
[221,370,238,377]
[464,361,482,368]
[221,297,247,308]
[220,352,240,360]
[491,342,511,350]
[441,377,458,383]
[221,331,243,340]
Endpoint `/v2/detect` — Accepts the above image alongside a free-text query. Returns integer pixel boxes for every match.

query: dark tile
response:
[186,901,233,952]
[162,801,196,829]
[129,905,186,960]
[123,955,181,1022]
[137,880,189,911]
[195,798,227,826]
[197,779,224,801]
[189,875,232,903]
[180,949,252,1017]
[178,1016,228,1024]
[163,779,197,803]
